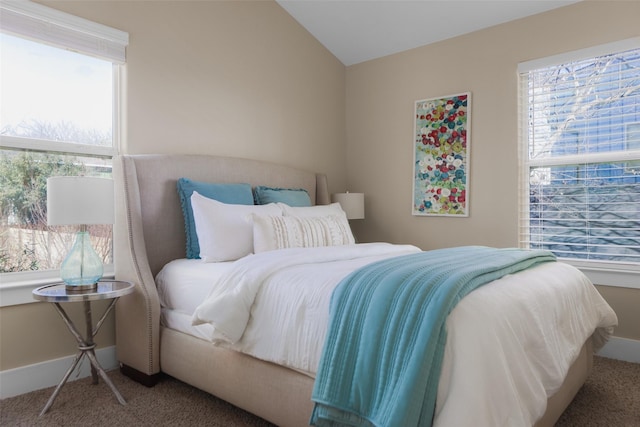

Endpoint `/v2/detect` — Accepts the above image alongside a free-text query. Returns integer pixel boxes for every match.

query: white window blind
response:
[0,1,128,64]
[518,40,640,268]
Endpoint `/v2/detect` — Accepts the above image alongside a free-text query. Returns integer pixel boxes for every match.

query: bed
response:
[113,153,617,427]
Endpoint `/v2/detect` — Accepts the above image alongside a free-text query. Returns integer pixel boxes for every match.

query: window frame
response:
[0,2,127,305]
[518,38,640,289]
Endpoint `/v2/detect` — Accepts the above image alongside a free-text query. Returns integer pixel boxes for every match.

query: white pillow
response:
[191,191,282,262]
[253,213,355,253]
[279,202,346,218]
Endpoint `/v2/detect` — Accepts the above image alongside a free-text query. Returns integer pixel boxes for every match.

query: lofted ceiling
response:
[276,0,581,66]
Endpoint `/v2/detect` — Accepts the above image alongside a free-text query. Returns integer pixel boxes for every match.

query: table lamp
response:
[47,176,114,292]
[331,192,365,220]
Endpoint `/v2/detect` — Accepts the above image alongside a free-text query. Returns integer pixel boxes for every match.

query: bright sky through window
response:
[0,33,113,144]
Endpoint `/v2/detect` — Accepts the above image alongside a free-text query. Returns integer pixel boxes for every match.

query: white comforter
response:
[190,243,617,426]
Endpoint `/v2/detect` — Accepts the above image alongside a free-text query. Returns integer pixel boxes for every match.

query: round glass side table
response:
[32,280,134,416]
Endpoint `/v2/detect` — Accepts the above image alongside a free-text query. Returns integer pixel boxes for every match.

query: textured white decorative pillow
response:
[253,213,355,253]
[191,191,282,262]
[278,202,346,218]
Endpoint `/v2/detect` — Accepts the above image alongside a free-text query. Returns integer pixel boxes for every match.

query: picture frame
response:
[412,92,471,217]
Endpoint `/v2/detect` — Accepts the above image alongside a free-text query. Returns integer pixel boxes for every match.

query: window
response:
[518,39,640,271]
[0,2,128,287]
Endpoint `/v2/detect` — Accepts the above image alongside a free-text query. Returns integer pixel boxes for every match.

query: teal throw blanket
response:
[310,246,556,427]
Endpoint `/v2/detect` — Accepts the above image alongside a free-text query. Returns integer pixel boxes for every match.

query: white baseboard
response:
[0,346,118,399]
[597,336,640,363]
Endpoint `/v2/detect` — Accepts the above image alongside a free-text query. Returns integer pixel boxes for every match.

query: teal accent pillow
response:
[177,178,254,259]
[253,186,312,207]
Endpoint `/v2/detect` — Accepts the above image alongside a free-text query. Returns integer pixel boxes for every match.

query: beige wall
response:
[0,0,346,371]
[0,300,115,369]
[47,0,347,177]
[346,1,640,340]
[595,285,639,341]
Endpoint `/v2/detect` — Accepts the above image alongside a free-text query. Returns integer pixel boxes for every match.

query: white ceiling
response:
[276,0,581,66]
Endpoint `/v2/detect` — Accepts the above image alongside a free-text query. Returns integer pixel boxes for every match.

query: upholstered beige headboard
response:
[113,154,330,379]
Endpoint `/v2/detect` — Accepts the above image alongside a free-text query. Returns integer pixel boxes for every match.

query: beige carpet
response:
[1,356,638,426]
[555,356,640,426]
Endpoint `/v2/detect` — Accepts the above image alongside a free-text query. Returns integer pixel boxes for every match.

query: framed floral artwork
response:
[413,92,470,216]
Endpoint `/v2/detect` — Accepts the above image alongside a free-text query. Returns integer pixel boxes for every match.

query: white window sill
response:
[0,266,115,307]
[575,266,640,289]
[561,259,640,289]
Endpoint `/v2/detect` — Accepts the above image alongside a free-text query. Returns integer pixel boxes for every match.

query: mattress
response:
[156,258,225,340]
[156,258,234,314]
[157,243,617,426]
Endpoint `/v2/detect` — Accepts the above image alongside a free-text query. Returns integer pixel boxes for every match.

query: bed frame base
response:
[160,327,314,427]
[150,327,592,427]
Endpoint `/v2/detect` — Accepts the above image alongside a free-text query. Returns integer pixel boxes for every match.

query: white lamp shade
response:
[331,192,365,220]
[47,176,114,226]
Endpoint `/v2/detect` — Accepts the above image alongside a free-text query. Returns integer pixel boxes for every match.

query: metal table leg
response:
[39,298,126,416]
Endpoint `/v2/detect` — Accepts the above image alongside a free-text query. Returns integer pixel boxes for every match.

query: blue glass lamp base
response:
[60,231,103,292]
